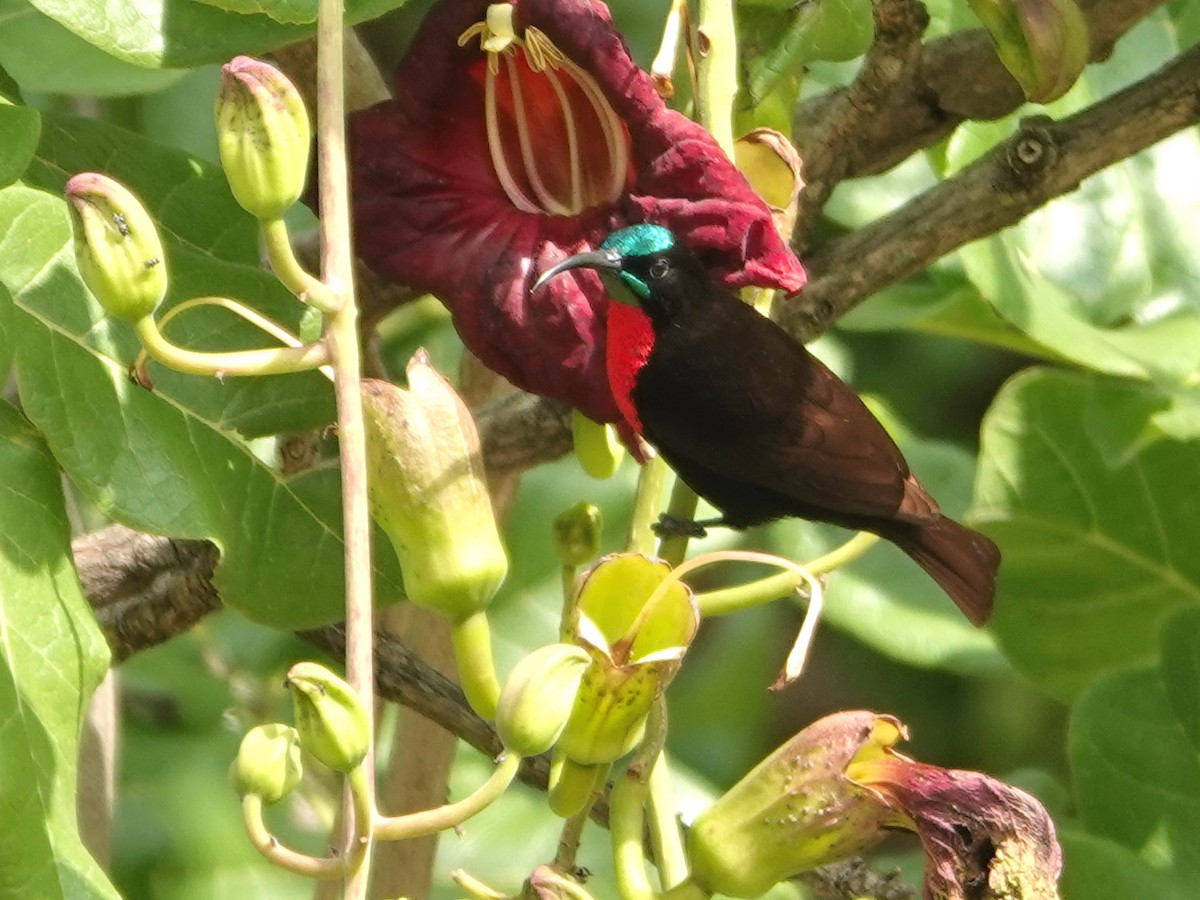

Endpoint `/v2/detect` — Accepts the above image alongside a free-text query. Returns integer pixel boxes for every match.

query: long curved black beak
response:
[532,248,624,292]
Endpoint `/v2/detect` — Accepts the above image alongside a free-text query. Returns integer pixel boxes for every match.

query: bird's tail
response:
[880,516,1000,625]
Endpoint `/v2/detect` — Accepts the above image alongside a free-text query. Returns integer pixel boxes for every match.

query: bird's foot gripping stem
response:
[652,514,725,538]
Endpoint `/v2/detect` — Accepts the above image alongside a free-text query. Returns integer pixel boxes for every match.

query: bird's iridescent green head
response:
[532,224,678,306]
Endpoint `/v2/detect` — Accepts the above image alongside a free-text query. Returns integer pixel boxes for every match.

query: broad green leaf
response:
[1160,606,1200,754]
[0,97,39,188]
[0,402,118,900]
[0,280,12,377]
[29,0,410,69]
[950,17,1200,386]
[193,0,318,26]
[0,0,184,96]
[0,114,402,628]
[1070,666,1200,875]
[1059,829,1189,900]
[0,60,19,100]
[975,368,1200,700]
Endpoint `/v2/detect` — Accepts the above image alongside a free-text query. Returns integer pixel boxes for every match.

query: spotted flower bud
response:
[215,56,311,221]
[286,662,369,774]
[362,352,508,624]
[496,643,591,757]
[555,554,697,766]
[64,173,167,323]
[969,0,1089,103]
[552,502,602,568]
[688,712,900,898]
[232,723,304,804]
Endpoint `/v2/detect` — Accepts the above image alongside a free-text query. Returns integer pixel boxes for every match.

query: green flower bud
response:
[286,662,370,774]
[572,410,625,479]
[547,753,607,819]
[969,0,1089,103]
[496,643,591,756]
[64,173,167,323]
[215,56,311,221]
[688,712,902,898]
[552,502,602,568]
[555,554,698,768]
[363,352,508,624]
[232,723,304,804]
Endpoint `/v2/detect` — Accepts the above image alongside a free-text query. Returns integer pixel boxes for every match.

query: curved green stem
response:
[451,610,502,720]
[658,878,711,900]
[647,752,688,890]
[374,752,521,841]
[696,531,878,617]
[628,455,670,555]
[451,869,507,899]
[611,767,654,900]
[134,313,330,377]
[261,217,338,313]
[241,794,347,880]
[137,295,335,381]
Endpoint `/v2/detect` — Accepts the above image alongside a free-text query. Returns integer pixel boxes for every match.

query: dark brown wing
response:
[634,292,937,524]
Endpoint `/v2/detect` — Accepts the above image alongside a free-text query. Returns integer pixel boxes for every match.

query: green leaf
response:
[1160,606,1200,754]
[1070,666,1200,875]
[192,0,317,26]
[28,0,410,69]
[975,368,1200,700]
[0,0,185,96]
[0,97,39,189]
[0,113,401,628]
[1059,828,1189,900]
[950,17,1200,386]
[0,401,118,900]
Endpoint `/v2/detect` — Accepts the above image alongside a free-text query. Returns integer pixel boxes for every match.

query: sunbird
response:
[535,224,999,624]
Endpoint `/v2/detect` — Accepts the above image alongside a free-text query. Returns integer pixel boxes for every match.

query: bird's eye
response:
[649,259,670,279]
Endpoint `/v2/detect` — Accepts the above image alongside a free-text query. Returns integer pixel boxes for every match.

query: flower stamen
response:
[483,63,542,214]
[504,52,575,216]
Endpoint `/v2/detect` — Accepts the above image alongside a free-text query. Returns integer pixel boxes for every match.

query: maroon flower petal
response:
[350,0,805,424]
[854,759,1063,900]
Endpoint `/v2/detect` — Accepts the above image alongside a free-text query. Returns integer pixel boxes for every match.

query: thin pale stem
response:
[628,455,670,555]
[695,531,879,617]
[260,217,338,313]
[451,869,507,899]
[650,0,687,97]
[693,0,738,155]
[316,0,375,893]
[646,752,687,889]
[654,480,699,568]
[241,794,346,880]
[134,314,330,376]
[374,753,521,840]
[552,804,591,874]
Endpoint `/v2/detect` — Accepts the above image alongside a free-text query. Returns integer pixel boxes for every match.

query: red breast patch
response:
[605,301,654,434]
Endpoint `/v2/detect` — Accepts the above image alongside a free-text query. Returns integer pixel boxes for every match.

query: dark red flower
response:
[350,0,805,423]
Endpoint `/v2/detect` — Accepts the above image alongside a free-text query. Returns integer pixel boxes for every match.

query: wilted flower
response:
[850,757,1063,900]
[350,0,805,425]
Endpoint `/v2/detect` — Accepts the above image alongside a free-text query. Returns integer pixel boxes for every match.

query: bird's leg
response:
[651,514,727,538]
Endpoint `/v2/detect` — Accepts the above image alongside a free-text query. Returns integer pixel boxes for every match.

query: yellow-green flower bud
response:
[232,723,304,804]
[64,173,167,323]
[969,0,1089,103]
[496,643,591,757]
[552,502,602,568]
[215,56,311,221]
[688,712,902,898]
[286,662,370,774]
[572,411,625,479]
[554,554,697,769]
[362,352,508,624]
